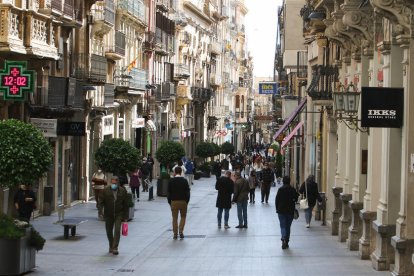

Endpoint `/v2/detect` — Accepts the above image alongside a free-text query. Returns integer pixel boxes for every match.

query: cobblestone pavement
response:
[31,176,388,276]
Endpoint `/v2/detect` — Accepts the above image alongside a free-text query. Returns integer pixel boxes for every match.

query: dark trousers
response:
[148,185,153,200]
[105,215,122,250]
[249,188,255,203]
[131,187,139,199]
[278,213,294,241]
[261,182,271,203]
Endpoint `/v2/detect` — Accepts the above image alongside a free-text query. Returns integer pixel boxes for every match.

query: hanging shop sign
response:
[57,122,86,136]
[258,82,278,95]
[0,60,35,101]
[30,118,57,138]
[132,118,145,128]
[361,87,403,128]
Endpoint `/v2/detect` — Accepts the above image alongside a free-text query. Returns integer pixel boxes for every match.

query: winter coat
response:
[261,167,274,183]
[299,181,322,207]
[185,160,194,174]
[215,176,234,209]
[233,177,250,203]
[167,176,190,204]
[275,184,299,215]
[99,185,129,220]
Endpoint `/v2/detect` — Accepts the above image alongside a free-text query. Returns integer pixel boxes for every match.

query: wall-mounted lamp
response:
[332,83,368,133]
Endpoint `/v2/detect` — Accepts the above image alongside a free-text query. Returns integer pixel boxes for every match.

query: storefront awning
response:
[281,121,303,148]
[145,120,156,131]
[273,97,307,140]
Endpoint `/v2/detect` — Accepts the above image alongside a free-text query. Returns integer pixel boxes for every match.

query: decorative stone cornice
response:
[370,0,411,35]
[331,9,362,59]
[324,18,353,61]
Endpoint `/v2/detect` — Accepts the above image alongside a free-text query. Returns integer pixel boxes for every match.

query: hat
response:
[143,157,147,161]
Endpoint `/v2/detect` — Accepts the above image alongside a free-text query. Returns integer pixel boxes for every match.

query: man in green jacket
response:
[98,176,129,255]
[232,171,250,228]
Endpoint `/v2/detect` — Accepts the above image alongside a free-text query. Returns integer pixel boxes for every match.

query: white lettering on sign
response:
[367,109,397,119]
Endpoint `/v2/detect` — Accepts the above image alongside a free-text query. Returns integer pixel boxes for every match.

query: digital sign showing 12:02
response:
[0,60,35,101]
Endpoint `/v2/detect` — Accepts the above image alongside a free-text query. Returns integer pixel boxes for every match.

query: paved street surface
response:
[31,176,387,276]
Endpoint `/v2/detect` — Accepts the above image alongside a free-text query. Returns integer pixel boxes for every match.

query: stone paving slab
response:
[30,176,388,276]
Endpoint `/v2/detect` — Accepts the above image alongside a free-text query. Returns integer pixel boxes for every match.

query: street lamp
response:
[332,83,368,133]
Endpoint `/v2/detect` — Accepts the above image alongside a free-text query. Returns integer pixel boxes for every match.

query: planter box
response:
[0,229,36,275]
[157,179,169,197]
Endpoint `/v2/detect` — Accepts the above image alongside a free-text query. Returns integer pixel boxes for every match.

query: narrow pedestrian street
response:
[30,176,387,276]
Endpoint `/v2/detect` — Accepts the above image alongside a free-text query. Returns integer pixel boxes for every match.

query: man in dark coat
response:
[299,174,322,228]
[14,184,36,222]
[233,171,250,228]
[167,167,190,240]
[212,160,222,179]
[98,176,129,255]
[276,176,299,249]
[215,171,234,229]
[260,162,274,204]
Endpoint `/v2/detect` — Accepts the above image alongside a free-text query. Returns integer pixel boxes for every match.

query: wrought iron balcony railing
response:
[129,68,147,90]
[117,0,146,24]
[306,64,338,100]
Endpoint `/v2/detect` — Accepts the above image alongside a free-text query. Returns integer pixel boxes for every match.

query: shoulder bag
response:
[299,182,309,209]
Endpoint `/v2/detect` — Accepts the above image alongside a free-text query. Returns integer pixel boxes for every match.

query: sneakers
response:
[224,225,231,229]
[112,248,119,255]
[179,233,184,239]
[235,225,243,228]
[282,240,288,250]
[305,223,310,228]
[109,248,113,253]
[243,225,248,228]
[173,234,178,240]
[218,224,221,229]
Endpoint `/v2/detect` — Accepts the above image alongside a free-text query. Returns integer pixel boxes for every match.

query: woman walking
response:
[248,170,257,203]
[275,176,298,249]
[299,175,323,228]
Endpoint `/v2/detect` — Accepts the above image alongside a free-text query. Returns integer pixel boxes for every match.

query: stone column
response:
[331,187,343,235]
[390,34,414,276]
[347,201,363,250]
[359,210,377,259]
[339,193,352,242]
[372,221,396,271]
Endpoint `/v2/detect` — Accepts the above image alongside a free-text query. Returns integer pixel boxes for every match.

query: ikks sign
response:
[361,87,403,128]
[259,82,279,95]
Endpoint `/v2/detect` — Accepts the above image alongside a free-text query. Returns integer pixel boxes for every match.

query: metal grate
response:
[118,269,135,272]
[184,235,206,239]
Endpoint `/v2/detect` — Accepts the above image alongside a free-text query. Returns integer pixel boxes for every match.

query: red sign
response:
[0,61,35,100]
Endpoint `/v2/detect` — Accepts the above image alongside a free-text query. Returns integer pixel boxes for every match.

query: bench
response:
[55,218,88,239]
[54,204,87,239]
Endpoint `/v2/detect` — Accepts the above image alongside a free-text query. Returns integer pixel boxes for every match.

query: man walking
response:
[232,171,250,228]
[167,167,190,239]
[215,171,234,229]
[260,162,274,204]
[98,176,129,255]
[185,158,195,185]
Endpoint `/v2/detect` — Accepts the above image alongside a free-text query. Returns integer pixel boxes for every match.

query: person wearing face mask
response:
[14,184,36,221]
[98,176,129,255]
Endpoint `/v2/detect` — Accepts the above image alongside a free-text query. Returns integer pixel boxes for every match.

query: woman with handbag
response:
[275,176,298,249]
[299,175,323,228]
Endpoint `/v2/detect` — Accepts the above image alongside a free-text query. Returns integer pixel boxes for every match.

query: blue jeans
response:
[237,201,248,226]
[305,204,315,224]
[278,213,294,241]
[217,208,230,225]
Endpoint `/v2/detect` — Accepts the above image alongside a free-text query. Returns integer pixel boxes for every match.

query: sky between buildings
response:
[245,0,282,79]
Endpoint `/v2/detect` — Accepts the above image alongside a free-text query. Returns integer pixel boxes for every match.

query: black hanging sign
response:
[361,87,403,128]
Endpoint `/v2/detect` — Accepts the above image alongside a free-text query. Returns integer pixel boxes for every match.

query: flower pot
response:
[0,228,36,275]
[157,178,169,197]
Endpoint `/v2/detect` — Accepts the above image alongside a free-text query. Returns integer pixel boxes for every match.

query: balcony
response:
[129,68,147,90]
[117,0,147,29]
[91,0,115,36]
[176,85,191,107]
[143,31,155,51]
[38,0,81,26]
[210,74,222,87]
[192,87,213,103]
[306,64,338,103]
[105,31,126,60]
[156,0,170,12]
[174,63,190,80]
[0,6,59,58]
[155,27,168,55]
[73,53,107,84]
[210,40,222,55]
[161,82,175,100]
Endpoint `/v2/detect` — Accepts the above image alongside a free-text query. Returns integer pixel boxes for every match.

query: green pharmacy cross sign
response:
[0,60,35,101]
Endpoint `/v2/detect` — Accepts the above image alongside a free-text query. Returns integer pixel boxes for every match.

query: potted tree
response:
[220,142,235,170]
[195,142,215,177]
[94,138,141,220]
[0,119,51,275]
[155,141,185,196]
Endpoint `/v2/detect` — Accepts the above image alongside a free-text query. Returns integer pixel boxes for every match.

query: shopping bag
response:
[299,198,308,209]
[122,222,128,236]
